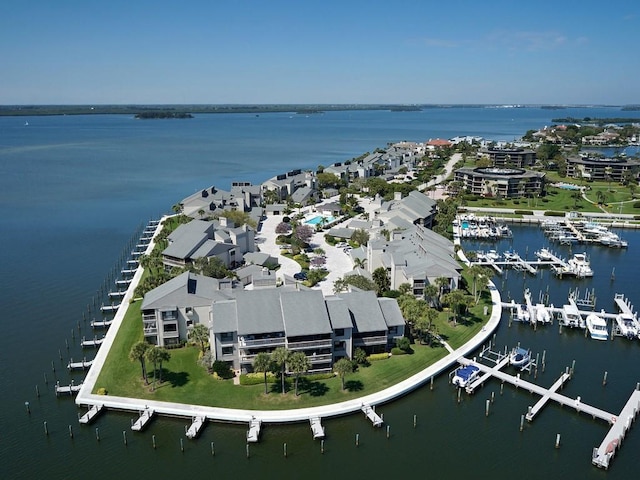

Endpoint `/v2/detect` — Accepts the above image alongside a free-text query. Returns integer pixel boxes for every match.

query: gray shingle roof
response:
[211,299,238,333]
[280,290,333,337]
[141,272,231,310]
[378,298,405,327]
[324,297,354,329]
[338,291,388,333]
[234,289,285,336]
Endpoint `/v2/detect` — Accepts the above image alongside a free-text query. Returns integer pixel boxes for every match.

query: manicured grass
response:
[95,300,452,409]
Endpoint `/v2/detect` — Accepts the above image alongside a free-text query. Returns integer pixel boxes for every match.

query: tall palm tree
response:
[129,341,150,384]
[156,348,171,384]
[333,358,353,391]
[189,323,210,356]
[424,283,439,308]
[146,346,163,391]
[253,352,273,395]
[271,347,290,395]
[467,265,492,304]
[288,351,310,396]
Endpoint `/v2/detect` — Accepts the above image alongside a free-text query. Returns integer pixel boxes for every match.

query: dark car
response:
[293,272,307,280]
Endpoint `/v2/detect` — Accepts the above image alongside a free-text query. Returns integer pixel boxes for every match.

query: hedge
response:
[514,210,533,215]
[368,352,390,362]
[544,211,566,216]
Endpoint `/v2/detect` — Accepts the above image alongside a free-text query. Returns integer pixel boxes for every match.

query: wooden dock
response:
[186,416,206,439]
[79,404,104,424]
[246,417,261,442]
[131,408,154,431]
[309,417,325,439]
[361,404,383,427]
[592,388,640,469]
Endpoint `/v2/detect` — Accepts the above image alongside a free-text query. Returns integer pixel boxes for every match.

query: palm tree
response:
[424,283,439,308]
[156,348,171,384]
[398,283,412,295]
[333,358,353,391]
[253,352,273,395]
[197,208,205,219]
[467,265,492,304]
[434,276,450,304]
[271,347,290,395]
[353,257,367,269]
[189,324,210,356]
[288,351,310,396]
[443,289,469,326]
[146,346,163,391]
[129,341,150,384]
[171,203,183,215]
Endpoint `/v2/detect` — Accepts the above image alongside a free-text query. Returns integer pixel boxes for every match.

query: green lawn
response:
[95,300,453,409]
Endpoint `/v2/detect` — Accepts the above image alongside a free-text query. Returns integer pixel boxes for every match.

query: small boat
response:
[560,303,584,328]
[452,364,480,388]
[509,346,531,369]
[503,250,519,261]
[486,249,500,261]
[534,248,554,261]
[535,304,552,324]
[586,313,608,341]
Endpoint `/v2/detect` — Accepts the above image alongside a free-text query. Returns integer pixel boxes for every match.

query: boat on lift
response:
[509,346,531,369]
[452,364,481,388]
[586,312,608,340]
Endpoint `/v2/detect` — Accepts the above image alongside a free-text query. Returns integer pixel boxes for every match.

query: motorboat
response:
[486,249,500,261]
[586,312,608,341]
[452,364,480,388]
[509,346,531,369]
[503,250,519,261]
[614,313,639,339]
[535,304,552,324]
[567,252,593,278]
[534,248,554,261]
[560,303,584,328]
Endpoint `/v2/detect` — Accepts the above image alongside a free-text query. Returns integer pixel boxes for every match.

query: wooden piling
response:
[43,421,48,436]
[603,371,608,386]
[555,433,561,448]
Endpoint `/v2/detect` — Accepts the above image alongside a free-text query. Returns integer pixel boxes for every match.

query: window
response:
[220,332,234,342]
[334,328,344,336]
[164,323,178,332]
[222,346,233,355]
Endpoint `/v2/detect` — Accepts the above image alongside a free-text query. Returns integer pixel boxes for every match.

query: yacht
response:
[614,313,640,339]
[560,303,584,328]
[568,253,593,278]
[534,248,554,261]
[586,313,608,341]
[509,346,531,369]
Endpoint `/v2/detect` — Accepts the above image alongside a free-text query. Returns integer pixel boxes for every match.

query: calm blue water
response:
[1,107,639,479]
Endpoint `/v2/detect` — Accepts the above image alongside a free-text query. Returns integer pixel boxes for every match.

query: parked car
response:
[335,242,348,248]
[293,271,307,280]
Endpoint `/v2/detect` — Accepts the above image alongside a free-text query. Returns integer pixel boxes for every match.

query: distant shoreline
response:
[0,103,631,117]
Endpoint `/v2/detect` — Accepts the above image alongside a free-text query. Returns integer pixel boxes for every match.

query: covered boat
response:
[509,346,531,368]
[452,365,480,388]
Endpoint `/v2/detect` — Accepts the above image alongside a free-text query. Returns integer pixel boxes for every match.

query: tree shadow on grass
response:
[161,370,189,388]
[344,380,363,392]
[297,377,329,397]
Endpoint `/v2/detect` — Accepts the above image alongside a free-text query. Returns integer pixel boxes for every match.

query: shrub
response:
[239,372,277,386]
[211,360,234,379]
[368,352,390,362]
[633,202,640,209]
[544,211,565,217]
[514,210,533,215]
[96,387,108,395]
[390,347,407,355]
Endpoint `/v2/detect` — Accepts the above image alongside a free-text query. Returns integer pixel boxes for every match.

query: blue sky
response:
[1,0,638,105]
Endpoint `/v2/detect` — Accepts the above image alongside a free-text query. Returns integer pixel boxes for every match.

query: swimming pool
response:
[306,215,336,225]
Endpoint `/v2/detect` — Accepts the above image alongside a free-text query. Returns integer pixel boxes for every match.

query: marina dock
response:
[81,336,105,348]
[78,404,104,424]
[246,417,261,442]
[361,404,383,427]
[309,417,325,439]
[592,388,640,469]
[131,408,154,431]
[100,303,120,312]
[90,318,113,328]
[186,416,206,439]
[55,381,83,396]
[67,358,94,370]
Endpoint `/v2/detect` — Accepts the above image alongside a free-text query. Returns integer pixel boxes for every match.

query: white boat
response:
[452,364,481,388]
[560,303,584,328]
[503,250,519,261]
[614,313,640,339]
[535,304,552,324]
[509,346,531,369]
[567,252,593,278]
[534,248,554,261]
[486,249,500,261]
[586,313,608,340]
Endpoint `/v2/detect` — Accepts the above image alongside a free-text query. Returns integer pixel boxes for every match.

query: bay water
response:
[1,107,638,479]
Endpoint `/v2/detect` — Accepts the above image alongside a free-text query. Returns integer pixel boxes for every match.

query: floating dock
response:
[186,416,207,439]
[361,404,383,427]
[131,408,154,431]
[246,417,261,442]
[79,404,104,424]
[309,417,325,439]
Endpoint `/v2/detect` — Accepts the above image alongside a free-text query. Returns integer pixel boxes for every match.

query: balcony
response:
[308,353,333,363]
[144,327,158,335]
[239,336,285,348]
[287,339,333,350]
[163,329,180,339]
[354,335,388,346]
